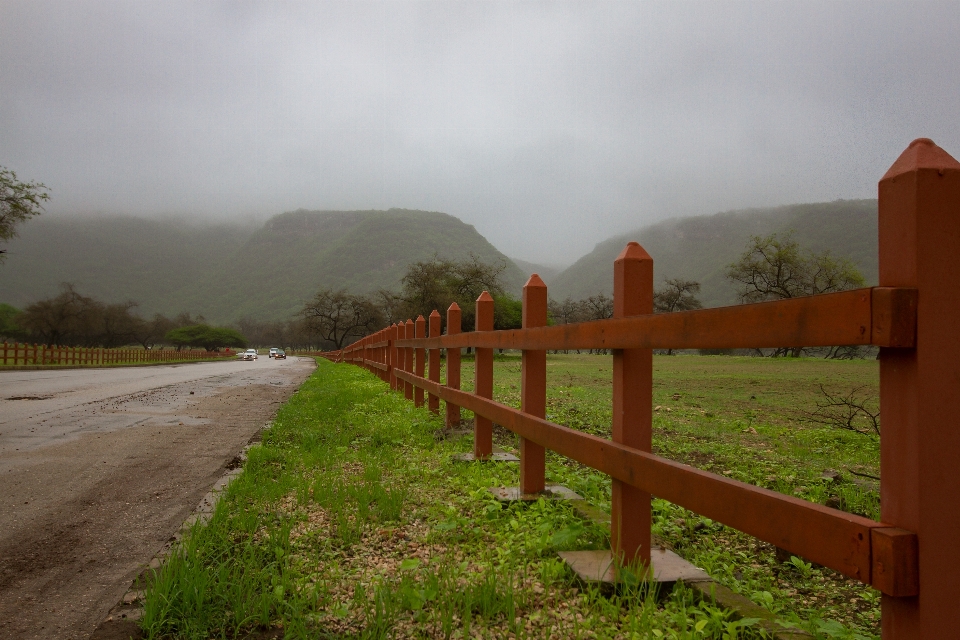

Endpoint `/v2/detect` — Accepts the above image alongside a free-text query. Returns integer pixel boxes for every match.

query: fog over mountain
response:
[2,1,958,264]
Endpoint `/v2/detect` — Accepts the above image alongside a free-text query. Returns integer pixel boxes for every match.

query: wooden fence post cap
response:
[524,274,547,289]
[477,291,494,303]
[429,310,441,318]
[615,241,652,263]
[448,301,461,311]
[416,315,425,322]
[882,137,960,181]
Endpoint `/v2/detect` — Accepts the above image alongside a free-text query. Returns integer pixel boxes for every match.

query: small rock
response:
[820,469,841,483]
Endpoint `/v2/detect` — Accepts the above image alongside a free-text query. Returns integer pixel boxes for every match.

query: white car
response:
[242,349,258,361]
[268,348,279,358]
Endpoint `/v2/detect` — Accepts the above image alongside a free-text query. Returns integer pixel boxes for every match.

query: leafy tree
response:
[0,303,25,341]
[165,324,247,351]
[726,233,865,356]
[493,295,523,330]
[726,232,865,303]
[397,254,508,331]
[301,288,384,350]
[1,167,49,263]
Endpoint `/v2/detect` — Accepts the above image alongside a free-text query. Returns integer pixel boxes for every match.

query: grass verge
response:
[141,355,880,639]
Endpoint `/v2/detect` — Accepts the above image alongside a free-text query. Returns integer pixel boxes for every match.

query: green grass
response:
[141,354,880,639]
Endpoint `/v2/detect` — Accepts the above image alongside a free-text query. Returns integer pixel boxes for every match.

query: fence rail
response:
[0,342,232,366]
[325,138,960,636]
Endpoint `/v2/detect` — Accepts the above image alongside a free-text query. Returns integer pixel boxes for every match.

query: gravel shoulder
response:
[0,357,316,640]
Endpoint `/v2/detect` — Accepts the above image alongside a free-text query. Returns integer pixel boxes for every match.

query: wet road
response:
[0,356,316,639]
[1,356,304,457]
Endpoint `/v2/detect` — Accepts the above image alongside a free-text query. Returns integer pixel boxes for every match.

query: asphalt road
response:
[0,356,316,639]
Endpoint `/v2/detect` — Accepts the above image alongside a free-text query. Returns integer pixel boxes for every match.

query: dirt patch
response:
[0,360,314,640]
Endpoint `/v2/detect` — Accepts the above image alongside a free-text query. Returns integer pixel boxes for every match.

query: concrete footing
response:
[559,548,709,586]
[488,484,583,502]
[453,447,519,462]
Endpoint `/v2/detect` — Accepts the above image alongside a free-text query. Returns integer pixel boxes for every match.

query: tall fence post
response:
[520,274,548,494]
[415,315,426,407]
[445,303,462,428]
[474,291,495,459]
[404,319,414,401]
[397,321,407,394]
[428,310,441,414]
[879,138,960,637]
[611,242,653,569]
[389,323,399,390]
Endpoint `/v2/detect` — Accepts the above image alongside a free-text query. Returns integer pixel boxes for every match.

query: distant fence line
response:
[327,139,960,637]
[0,342,233,366]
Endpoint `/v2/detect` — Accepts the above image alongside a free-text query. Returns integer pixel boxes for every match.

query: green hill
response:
[172,209,527,321]
[0,216,253,315]
[0,209,527,323]
[548,200,879,307]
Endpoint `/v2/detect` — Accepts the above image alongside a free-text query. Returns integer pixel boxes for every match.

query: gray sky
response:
[2,1,959,264]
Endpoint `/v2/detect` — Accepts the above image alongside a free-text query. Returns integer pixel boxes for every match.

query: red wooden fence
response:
[0,342,232,366]
[326,139,959,638]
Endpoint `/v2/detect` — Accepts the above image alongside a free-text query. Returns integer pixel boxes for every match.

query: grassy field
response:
[141,354,881,639]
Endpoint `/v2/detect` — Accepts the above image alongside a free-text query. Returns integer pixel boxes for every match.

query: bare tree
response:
[374,288,404,325]
[131,313,176,349]
[16,284,98,346]
[548,296,588,325]
[301,288,384,350]
[654,278,703,313]
[97,301,140,348]
[654,279,703,354]
[804,384,880,437]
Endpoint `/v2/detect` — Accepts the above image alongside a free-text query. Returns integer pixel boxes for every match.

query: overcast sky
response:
[2,1,958,264]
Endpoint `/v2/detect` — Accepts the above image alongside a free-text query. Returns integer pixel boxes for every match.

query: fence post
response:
[415,315,426,407]
[611,242,653,569]
[404,319,415,401]
[389,323,398,390]
[445,303,462,428]
[520,274,548,494]
[878,138,960,636]
[474,291,495,459]
[428,310,441,414]
[396,322,406,392]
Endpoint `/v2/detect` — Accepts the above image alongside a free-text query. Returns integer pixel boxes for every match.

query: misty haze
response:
[2,1,959,638]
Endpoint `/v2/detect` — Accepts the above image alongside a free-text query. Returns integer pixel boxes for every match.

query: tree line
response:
[0,285,248,351]
[0,230,867,356]
[299,231,868,359]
